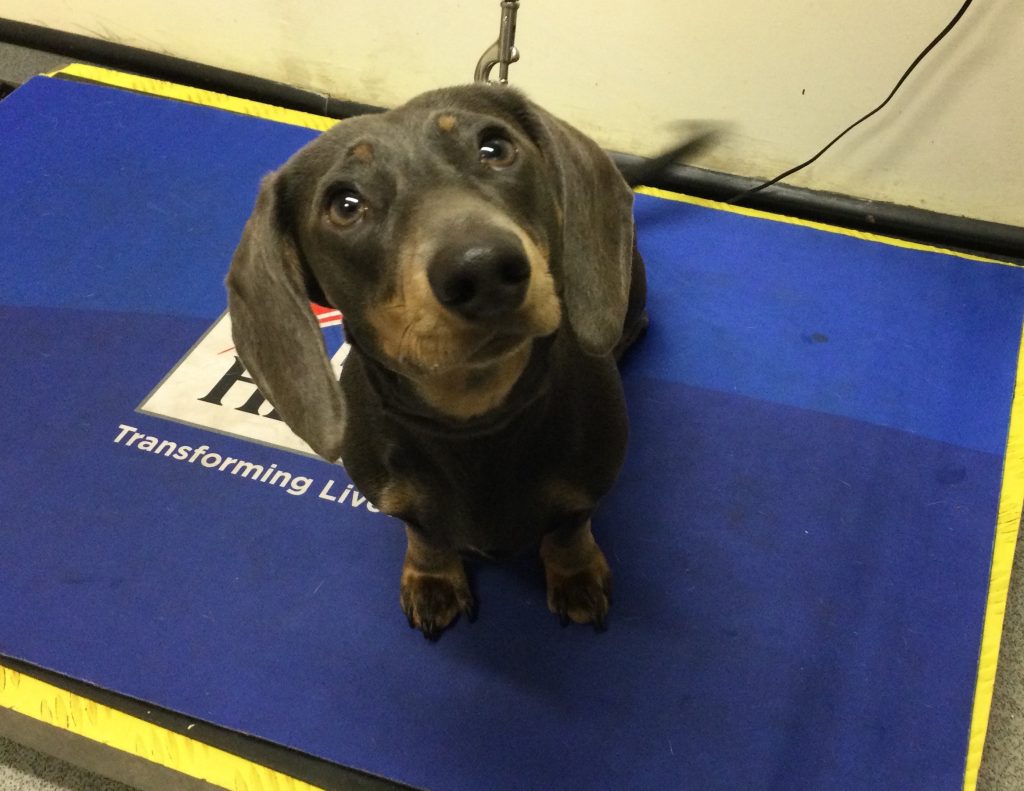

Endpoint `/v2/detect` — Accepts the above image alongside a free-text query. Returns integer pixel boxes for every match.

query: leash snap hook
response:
[475,0,521,84]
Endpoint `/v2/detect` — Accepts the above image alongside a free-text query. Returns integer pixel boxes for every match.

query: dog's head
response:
[226,85,635,461]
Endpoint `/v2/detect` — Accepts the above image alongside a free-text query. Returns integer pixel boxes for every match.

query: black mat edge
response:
[0,654,419,791]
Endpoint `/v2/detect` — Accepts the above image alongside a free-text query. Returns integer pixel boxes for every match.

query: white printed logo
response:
[139,306,348,458]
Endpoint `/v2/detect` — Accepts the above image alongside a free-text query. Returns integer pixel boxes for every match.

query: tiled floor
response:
[0,738,130,791]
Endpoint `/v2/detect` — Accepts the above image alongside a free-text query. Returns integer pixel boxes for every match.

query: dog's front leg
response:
[540,520,612,630]
[400,526,474,640]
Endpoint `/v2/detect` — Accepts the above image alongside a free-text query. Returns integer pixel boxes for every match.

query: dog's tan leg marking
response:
[400,526,474,639]
[543,480,595,514]
[373,479,420,521]
[540,520,612,630]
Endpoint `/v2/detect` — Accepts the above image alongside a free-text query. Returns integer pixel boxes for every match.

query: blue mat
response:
[1,74,1022,791]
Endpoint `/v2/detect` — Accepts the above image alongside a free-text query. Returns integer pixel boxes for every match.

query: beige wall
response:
[6,1,1022,226]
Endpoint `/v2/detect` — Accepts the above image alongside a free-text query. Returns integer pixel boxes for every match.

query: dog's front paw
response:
[400,565,475,640]
[546,563,612,630]
[540,524,612,631]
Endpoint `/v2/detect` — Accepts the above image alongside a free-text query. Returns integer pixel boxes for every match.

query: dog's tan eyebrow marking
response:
[437,114,458,133]
[351,142,375,162]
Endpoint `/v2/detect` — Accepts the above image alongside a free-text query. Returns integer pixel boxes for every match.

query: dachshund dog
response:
[227,84,652,639]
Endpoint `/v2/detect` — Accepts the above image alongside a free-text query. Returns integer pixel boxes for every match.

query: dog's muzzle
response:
[427,230,530,322]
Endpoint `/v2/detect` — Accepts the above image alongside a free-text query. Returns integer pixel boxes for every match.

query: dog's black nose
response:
[428,237,530,321]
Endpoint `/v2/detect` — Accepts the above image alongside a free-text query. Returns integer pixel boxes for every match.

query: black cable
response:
[726,0,975,205]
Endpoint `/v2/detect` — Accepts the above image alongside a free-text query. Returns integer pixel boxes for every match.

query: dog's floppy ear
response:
[226,172,347,462]
[528,101,635,357]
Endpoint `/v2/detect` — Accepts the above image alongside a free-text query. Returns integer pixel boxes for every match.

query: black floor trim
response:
[612,153,1024,263]
[0,654,418,791]
[2,17,1020,261]
[0,17,383,119]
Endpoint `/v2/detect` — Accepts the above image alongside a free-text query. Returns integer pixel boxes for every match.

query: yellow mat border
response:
[8,63,1022,791]
[49,63,338,132]
[0,663,321,791]
[962,324,1024,791]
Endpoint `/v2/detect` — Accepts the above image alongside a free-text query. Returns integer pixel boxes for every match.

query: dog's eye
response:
[479,136,518,169]
[327,190,366,227]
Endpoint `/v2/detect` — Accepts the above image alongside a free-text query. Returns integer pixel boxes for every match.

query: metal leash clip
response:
[475,1,521,84]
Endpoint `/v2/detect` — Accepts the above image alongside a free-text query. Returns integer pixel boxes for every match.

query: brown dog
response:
[227,84,648,638]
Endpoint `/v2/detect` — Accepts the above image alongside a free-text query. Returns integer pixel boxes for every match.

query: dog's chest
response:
[382,420,584,553]
[341,343,628,553]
